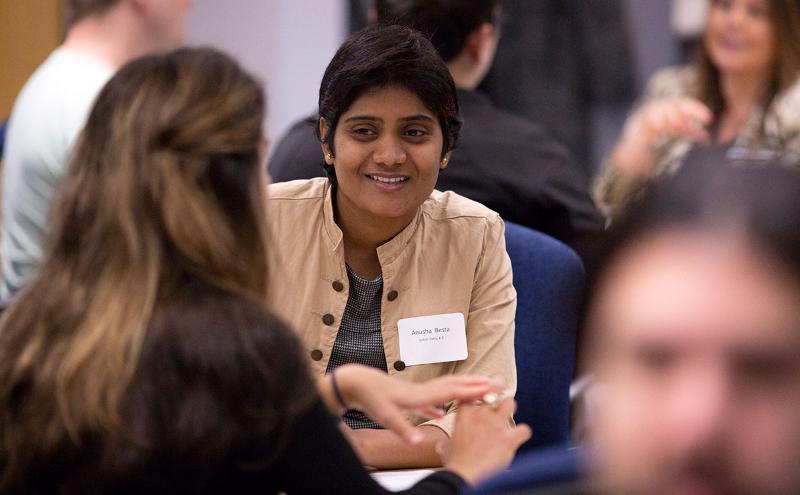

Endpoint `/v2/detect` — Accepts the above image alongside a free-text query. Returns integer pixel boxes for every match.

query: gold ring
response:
[482,391,500,409]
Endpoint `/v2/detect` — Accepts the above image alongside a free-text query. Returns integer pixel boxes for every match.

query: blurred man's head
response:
[64,0,119,27]
[375,0,502,89]
[585,163,800,495]
[63,0,192,64]
[138,0,193,50]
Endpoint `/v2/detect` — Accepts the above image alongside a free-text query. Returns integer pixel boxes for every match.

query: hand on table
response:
[440,398,532,486]
[321,364,497,446]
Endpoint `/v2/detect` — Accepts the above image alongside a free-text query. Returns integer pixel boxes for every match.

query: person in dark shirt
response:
[268,0,603,249]
[0,47,530,494]
[478,0,635,176]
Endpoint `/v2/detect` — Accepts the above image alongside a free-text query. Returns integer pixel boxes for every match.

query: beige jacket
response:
[265,178,517,435]
[594,65,800,220]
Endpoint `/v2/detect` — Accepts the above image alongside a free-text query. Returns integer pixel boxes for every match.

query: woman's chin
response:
[710,54,770,79]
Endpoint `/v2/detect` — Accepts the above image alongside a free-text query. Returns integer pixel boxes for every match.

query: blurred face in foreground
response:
[588,228,800,495]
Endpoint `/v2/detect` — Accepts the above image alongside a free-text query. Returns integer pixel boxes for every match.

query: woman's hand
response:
[319,364,495,445]
[612,97,713,177]
[442,399,532,486]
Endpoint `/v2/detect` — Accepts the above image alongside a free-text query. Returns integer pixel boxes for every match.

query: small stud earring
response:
[325,153,333,163]
[440,157,449,170]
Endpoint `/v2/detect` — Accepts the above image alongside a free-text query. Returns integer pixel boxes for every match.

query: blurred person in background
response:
[0,47,529,494]
[594,0,800,221]
[478,0,635,176]
[266,24,518,470]
[586,162,800,494]
[1,0,191,305]
[270,0,603,249]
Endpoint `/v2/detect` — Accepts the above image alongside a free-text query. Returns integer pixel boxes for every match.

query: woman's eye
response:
[405,128,428,138]
[351,127,376,138]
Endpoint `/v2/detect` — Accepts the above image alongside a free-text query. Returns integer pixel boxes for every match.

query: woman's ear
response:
[319,118,334,165]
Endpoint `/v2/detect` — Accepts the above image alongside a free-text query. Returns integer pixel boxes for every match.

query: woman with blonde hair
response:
[594,0,800,221]
[0,48,529,493]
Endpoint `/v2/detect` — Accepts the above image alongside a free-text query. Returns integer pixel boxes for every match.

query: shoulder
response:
[267,177,329,202]
[644,65,698,100]
[422,190,503,228]
[21,49,113,109]
[5,49,114,165]
[461,93,541,136]
[770,77,800,127]
[458,96,571,163]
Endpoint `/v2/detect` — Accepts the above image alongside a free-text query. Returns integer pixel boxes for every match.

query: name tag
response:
[397,313,468,366]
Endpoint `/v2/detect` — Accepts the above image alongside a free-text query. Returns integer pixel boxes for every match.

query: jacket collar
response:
[321,180,423,266]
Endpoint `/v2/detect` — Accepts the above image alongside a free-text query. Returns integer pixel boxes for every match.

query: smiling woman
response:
[593,0,800,221]
[326,85,446,277]
[266,24,518,470]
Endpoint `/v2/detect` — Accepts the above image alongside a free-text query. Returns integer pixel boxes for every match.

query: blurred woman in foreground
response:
[594,0,800,221]
[0,48,529,494]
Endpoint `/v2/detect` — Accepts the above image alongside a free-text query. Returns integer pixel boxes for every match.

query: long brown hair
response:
[0,47,267,485]
[696,0,800,115]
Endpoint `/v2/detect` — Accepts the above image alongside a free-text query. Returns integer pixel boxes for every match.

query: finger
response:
[509,423,533,450]
[644,107,670,139]
[511,423,533,446]
[496,398,517,417]
[678,118,710,143]
[663,106,686,134]
[674,104,712,142]
[375,407,424,445]
[485,374,507,392]
[403,378,492,407]
[411,405,446,419]
[677,98,713,124]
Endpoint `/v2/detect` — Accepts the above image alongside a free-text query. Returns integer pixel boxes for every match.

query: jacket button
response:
[310,349,323,361]
[387,290,398,301]
[393,360,406,371]
[332,280,344,292]
[322,314,335,326]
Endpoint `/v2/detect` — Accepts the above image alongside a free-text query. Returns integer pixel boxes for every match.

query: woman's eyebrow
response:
[344,115,381,123]
[399,114,435,123]
[343,114,435,123]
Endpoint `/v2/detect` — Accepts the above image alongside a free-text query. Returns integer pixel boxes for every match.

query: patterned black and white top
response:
[326,264,388,429]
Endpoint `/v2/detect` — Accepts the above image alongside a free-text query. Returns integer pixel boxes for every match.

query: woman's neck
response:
[718,72,770,143]
[334,188,416,279]
[721,71,769,118]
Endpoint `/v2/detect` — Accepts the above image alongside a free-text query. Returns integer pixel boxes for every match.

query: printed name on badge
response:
[397,313,467,366]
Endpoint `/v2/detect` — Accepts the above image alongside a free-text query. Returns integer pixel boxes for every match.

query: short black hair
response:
[317,23,461,178]
[376,0,501,62]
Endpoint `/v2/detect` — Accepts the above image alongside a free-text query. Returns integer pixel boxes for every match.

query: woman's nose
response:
[726,3,748,28]
[373,136,407,166]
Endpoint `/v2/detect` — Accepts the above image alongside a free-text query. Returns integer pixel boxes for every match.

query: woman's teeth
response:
[369,175,408,183]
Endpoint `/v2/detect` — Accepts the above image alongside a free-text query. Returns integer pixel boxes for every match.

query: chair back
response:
[0,119,7,160]
[468,445,588,494]
[504,221,584,450]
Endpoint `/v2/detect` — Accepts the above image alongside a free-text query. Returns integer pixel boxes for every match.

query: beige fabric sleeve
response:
[420,215,517,436]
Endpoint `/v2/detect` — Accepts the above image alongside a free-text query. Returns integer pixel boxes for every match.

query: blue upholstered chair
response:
[503,221,584,451]
[0,119,7,160]
[468,445,588,494]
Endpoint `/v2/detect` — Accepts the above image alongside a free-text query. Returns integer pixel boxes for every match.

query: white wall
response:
[185,0,346,150]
